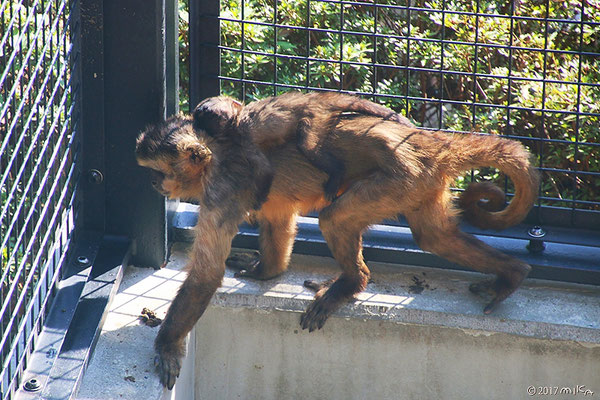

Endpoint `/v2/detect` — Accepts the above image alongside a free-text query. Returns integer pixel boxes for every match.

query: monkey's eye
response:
[151,170,165,180]
[150,170,166,187]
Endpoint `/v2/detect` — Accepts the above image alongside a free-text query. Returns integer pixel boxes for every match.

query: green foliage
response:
[178,0,599,209]
[178,1,191,111]
[1,0,72,293]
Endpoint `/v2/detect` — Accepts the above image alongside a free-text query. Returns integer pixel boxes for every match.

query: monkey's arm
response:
[344,98,414,128]
[243,138,274,209]
[154,209,240,389]
[296,116,346,201]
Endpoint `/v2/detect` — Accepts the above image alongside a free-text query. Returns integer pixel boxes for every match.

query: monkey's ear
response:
[185,143,212,165]
[229,99,243,115]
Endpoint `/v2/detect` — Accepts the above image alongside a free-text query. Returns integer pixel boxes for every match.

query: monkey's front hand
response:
[154,341,185,390]
[323,176,342,202]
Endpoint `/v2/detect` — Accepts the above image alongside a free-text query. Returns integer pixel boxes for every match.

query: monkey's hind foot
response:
[470,279,509,314]
[227,251,281,280]
[300,278,356,332]
[303,277,336,293]
[300,294,339,332]
[469,279,497,298]
[469,269,529,314]
[226,250,260,271]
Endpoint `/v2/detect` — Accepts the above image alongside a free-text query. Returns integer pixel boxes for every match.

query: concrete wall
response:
[194,306,599,400]
[78,245,600,400]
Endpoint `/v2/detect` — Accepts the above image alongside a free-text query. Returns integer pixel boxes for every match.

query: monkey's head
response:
[193,96,243,136]
[135,115,213,200]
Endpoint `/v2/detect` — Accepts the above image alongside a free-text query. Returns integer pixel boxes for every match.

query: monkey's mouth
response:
[153,187,170,197]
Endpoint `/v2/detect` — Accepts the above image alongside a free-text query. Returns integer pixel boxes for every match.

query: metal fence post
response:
[189,0,220,110]
[166,0,180,116]
[100,0,168,267]
[80,0,106,233]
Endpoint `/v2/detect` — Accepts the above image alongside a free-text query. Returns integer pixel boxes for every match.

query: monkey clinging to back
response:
[193,91,415,201]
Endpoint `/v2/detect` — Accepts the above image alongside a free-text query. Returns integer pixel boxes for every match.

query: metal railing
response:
[1,0,174,397]
[0,0,81,397]
[185,0,599,283]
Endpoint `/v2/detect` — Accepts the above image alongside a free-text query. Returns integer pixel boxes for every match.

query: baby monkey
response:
[193,91,414,201]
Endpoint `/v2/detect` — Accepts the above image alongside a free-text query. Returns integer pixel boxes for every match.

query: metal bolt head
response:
[87,169,104,184]
[77,256,90,266]
[527,226,546,239]
[24,378,41,392]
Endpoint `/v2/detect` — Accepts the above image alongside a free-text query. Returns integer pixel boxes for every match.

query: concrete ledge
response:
[79,242,599,400]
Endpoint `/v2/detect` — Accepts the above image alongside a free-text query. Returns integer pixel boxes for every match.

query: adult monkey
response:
[135,93,538,389]
[136,114,273,389]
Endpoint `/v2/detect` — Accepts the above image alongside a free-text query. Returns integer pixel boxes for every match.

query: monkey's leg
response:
[233,210,298,280]
[296,118,345,201]
[155,214,238,389]
[405,205,531,314]
[301,175,396,331]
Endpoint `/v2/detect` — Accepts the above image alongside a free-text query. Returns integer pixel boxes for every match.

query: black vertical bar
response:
[506,1,515,137]
[339,2,344,91]
[165,0,180,236]
[79,0,105,233]
[572,0,586,226]
[405,3,411,116]
[306,0,311,89]
[471,0,481,131]
[273,0,278,95]
[371,2,378,97]
[166,0,179,116]
[439,1,446,129]
[241,0,246,99]
[537,0,550,221]
[190,0,220,109]
[102,0,167,268]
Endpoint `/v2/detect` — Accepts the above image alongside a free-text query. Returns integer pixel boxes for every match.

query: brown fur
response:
[136,115,274,388]
[136,115,273,210]
[136,95,539,389]
[194,92,414,200]
[251,116,539,329]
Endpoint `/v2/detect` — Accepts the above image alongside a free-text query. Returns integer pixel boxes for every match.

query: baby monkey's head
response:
[136,115,212,200]
[193,96,243,136]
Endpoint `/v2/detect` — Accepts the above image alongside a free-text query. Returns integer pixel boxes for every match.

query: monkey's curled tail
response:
[450,133,540,231]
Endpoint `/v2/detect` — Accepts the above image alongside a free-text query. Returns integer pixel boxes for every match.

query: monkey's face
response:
[135,116,213,200]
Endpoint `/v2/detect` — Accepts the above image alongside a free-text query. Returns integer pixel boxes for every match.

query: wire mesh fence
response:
[184,0,600,228]
[0,0,80,397]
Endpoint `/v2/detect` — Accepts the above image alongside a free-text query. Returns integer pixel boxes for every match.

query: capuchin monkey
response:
[135,93,539,389]
[193,91,415,201]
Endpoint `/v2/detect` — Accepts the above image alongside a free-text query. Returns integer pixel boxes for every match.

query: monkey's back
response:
[236,92,411,151]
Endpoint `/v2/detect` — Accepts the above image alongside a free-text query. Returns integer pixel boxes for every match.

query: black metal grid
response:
[192,0,600,230]
[0,0,81,397]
